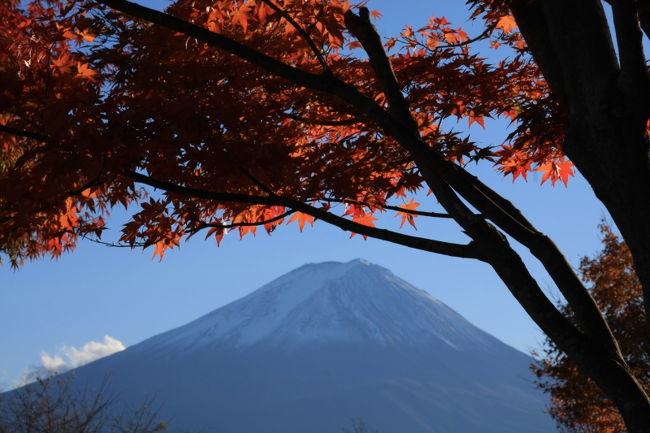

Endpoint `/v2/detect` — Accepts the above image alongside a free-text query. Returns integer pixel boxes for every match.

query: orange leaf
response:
[456,28,469,42]
[62,29,77,39]
[76,62,98,80]
[395,199,420,229]
[80,30,96,42]
[496,15,517,34]
[257,3,272,24]
[238,224,257,238]
[537,162,555,186]
[537,159,574,187]
[51,53,74,74]
[350,213,378,239]
[232,3,251,33]
[556,159,575,187]
[288,212,315,231]
[204,227,226,246]
[353,213,378,227]
[468,113,486,129]
[153,241,167,260]
[444,31,459,44]
[348,41,362,49]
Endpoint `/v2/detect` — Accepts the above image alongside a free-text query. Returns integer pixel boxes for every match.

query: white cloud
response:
[40,353,67,372]
[39,335,126,374]
[9,337,125,389]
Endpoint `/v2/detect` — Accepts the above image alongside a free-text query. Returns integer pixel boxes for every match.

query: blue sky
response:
[0,0,615,388]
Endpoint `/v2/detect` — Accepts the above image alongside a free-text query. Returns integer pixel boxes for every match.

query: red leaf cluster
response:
[0,0,572,263]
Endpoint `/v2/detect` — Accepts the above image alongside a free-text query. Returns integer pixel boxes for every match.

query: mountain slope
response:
[23,259,557,433]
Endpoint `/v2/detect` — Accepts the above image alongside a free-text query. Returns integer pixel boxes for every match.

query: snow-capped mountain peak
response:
[140,259,494,351]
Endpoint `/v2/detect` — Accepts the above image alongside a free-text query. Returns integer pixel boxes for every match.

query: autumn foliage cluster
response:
[0,0,569,264]
[534,225,650,433]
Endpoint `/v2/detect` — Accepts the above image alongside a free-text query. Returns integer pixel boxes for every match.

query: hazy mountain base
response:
[64,339,551,433]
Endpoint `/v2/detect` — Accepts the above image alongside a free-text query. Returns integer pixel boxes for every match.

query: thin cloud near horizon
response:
[11,335,126,388]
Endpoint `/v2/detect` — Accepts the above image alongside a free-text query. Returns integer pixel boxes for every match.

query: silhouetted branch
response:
[124,170,481,259]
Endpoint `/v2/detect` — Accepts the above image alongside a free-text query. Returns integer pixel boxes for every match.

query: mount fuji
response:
[27,259,556,433]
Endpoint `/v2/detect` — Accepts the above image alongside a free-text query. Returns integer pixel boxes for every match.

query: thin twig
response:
[285,113,360,126]
[317,197,452,218]
[432,23,496,50]
[239,167,276,196]
[188,209,296,235]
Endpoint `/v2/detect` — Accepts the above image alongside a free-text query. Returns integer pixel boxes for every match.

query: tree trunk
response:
[510,1,650,431]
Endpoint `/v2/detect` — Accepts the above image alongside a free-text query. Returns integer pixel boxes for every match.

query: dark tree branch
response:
[123,170,481,259]
[344,7,419,132]
[378,204,450,218]
[125,170,280,206]
[432,160,623,356]
[609,0,650,39]
[425,163,650,430]
[342,9,485,232]
[478,225,650,433]
[0,124,47,141]
[343,8,495,239]
[474,226,585,351]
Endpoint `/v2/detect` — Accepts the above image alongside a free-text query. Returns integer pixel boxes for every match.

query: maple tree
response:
[534,224,650,433]
[0,0,649,431]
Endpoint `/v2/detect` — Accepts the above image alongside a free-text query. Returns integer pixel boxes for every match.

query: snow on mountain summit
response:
[141,259,495,351]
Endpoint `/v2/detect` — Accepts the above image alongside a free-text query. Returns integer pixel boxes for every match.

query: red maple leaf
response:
[395,199,421,229]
